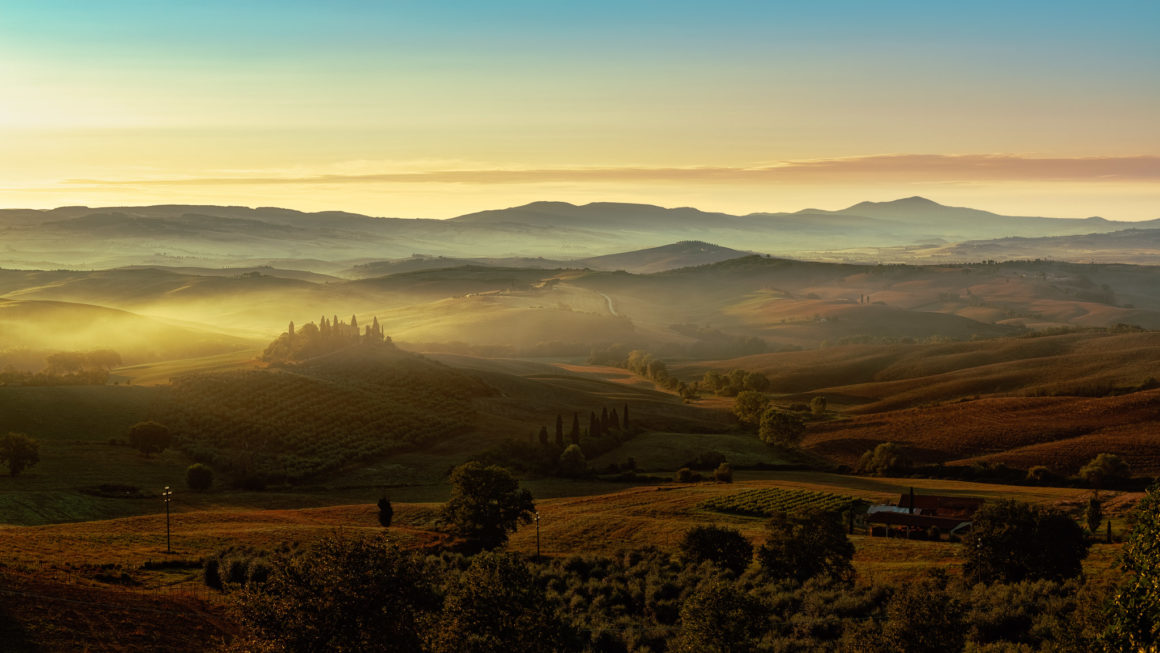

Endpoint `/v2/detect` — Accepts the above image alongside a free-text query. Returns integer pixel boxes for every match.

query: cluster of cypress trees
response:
[537,404,630,447]
[262,314,391,361]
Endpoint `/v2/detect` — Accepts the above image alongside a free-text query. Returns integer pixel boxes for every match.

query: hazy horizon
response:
[2,1,1157,220]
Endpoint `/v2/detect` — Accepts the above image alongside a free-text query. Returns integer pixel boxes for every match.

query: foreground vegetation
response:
[211,479,1159,652]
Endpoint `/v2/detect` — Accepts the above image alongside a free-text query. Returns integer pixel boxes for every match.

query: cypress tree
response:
[601,407,610,429]
[589,411,601,438]
[623,403,630,430]
[554,414,564,447]
[610,408,620,430]
[570,413,581,445]
[537,426,549,445]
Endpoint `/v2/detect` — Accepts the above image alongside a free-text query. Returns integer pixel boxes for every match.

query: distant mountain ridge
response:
[1,198,1156,271]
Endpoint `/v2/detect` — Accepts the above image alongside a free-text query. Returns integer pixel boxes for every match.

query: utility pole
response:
[534,511,541,561]
[162,486,173,553]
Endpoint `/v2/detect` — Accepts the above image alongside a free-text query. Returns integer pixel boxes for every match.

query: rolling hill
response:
[4,198,1157,270]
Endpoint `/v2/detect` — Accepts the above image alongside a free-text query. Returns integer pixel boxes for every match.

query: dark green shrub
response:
[678,525,752,575]
[185,463,213,491]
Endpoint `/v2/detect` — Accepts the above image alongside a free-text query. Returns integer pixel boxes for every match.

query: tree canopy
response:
[440,462,535,550]
[0,432,40,477]
[234,534,437,652]
[1102,485,1160,650]
[128,421,172,456]
[757,408,806,448]
[756,509,854,584]
[1078,452,1131,488]
[427,552,568,653]
[678,525,753,576]
[961,499,1089,584]
[731,391,770,427]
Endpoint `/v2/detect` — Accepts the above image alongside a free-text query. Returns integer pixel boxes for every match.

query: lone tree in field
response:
[377,496,394,528]
[441,462,535,550]
[678,524,753,575]
[757,509,854,584]
[962,499,1089,583]
[128,421,172,456]
[186,463,213,491]
[758,407,806,448]
[0,432,40,477]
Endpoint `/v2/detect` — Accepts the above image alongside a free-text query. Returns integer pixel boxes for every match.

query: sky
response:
[1,1,1157,219]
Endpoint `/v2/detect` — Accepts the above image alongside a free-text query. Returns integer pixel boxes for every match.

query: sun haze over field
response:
[1,1,1158,219]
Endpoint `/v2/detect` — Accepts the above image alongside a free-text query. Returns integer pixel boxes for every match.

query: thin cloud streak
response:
[64,155,1160,188]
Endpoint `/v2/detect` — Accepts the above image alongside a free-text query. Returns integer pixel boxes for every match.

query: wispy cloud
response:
[64,154,1160,187]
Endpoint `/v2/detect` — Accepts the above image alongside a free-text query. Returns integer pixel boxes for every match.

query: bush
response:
[128,421,172,456]
[378,496,394,527]
[558,444,588,478]
[962,499,1089,584]
[675,467,701,483]
[1026,465,1063,485]
[185,463,213,491]
[1078,453,1131,489]
[203,558,222,590]
[678,525,753,575]
[810,396,827,415]
[714,462,734,483]
[684,450,727,471]
[857,442,909,476]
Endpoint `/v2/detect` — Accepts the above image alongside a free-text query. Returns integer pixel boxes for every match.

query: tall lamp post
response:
[162,486,173,553]
[534,511,541,561]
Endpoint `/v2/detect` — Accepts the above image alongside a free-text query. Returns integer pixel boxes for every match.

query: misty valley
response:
[0,198,1158,651]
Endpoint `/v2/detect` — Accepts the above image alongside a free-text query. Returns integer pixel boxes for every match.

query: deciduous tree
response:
[128,421,171,456]
[185,463,213,491]
[962,499,1089,583]
[0,432,39,477]
[440,462,535,550]
[758,408,805,447]
[678,525,752,575]
[1102,485,1160,650]
[427,553,568,653]
[756,509,854,584]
